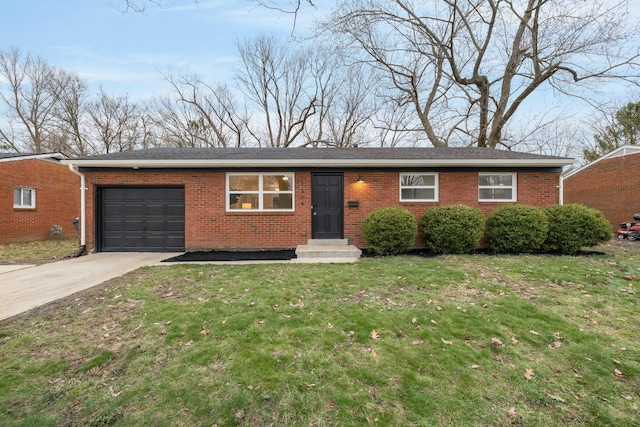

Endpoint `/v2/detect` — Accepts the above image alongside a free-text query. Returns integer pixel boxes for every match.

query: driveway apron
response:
[0,253,172,321]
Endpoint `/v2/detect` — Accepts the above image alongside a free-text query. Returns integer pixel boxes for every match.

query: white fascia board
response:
[0,152,67,163]
[63,158,573,169]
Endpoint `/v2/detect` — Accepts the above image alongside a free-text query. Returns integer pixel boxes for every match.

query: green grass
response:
[0,242,639,426]
[0,239,78,264]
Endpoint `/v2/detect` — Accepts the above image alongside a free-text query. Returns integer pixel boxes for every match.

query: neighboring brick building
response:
[0,153,81,244]
[563,145,640,231]
[64,147,573,252]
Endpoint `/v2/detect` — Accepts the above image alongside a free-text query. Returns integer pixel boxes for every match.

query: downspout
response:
[68,164,87,257]
[558,172,564,205]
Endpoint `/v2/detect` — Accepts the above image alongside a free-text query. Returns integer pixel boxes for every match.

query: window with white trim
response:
[227,173,294,211]
[400,173,438,201]
[478,173,517,202]
[13,187,36,208]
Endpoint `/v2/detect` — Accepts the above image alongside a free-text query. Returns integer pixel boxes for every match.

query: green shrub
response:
[543,204,612,254]
[486,205,548,253]
[362,207,417,255]
[419,205,485,254]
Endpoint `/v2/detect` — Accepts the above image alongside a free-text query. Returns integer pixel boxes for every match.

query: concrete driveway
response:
[0,252,173,321]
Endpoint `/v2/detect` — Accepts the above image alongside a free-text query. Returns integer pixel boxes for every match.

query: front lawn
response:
[0,239,78,265]
[0,241,639,426]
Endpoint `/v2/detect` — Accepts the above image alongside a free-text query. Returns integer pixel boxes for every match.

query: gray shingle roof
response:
[72,146,569,162]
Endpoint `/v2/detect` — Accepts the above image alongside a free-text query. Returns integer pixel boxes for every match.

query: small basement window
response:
[400,173,438,202]
[14,187,36,208]
[478,173,517,202]
[227,173,294,211]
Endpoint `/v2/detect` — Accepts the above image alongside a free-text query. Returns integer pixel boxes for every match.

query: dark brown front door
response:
[311,173,344,239]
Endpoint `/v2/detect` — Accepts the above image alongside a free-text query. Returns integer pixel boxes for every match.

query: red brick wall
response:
[83,169,560,251]
[345,170,561,248]
[0,159,81,244]
[83,170,312,251]
[563,152,640,230]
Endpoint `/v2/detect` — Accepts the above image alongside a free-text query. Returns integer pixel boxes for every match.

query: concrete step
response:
[305,239,349,246]
[293,242,362,263]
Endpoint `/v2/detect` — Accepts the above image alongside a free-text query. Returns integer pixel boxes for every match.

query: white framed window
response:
[13,187,36,208]
[227,173,294,211]
[400,173,438,202]
[478,173,517,202]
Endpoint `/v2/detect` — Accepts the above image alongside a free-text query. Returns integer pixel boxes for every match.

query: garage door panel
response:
[166,204,184,216]
[124,188,146,200]
[145,220,165,231]
[124,204,145,216]
[124,219,144,231]
[103,204,124,216]
[145,204,166,216]
[103,219,124,232]
[100,187,185,252]
[166,220,185,231]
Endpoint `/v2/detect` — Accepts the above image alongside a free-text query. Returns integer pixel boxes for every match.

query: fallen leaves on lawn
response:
[547,393,566,403]
[508,407,518,418]
[370,330,379,339]
[547,341,562,349]
[441,338,453,346]
[614,369,624,378]
[529,330,540,336]
[491,337,504,348]
[524,368,535,380]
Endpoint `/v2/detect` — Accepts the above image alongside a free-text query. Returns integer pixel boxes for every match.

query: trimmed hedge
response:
[486,205,548,253]
[362,207,417,255]
[419,205,485,254]
[543,204,612,254]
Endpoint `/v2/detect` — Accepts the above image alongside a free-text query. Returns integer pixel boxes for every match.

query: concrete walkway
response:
[0,252,172,321]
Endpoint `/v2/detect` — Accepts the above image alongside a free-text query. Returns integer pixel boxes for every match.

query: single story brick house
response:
[563,145,640,230]
[62,147,573,253]
[0,152,81,244]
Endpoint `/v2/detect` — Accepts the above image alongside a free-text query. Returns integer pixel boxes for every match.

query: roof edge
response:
[0,152,67,163]
[62,157,574,169]
[563,145,640,180]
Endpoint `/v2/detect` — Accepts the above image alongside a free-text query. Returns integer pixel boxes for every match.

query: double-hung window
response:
[227,173,294,211]
[478,173,517,202]
[400,173,438,202]
[13,187,36,208]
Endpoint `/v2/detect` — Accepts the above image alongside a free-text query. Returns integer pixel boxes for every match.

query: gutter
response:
[64,158,574,169]
[68,164,87,257]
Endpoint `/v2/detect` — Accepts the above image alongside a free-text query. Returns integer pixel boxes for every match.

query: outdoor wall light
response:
[356,174,365,183]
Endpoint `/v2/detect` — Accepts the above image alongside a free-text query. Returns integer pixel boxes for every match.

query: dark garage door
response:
[99,187,185,252]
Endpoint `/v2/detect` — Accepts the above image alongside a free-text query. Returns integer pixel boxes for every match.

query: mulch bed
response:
[162,250,297,262]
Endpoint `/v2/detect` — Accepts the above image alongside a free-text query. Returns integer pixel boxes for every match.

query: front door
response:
[312,173,344,239]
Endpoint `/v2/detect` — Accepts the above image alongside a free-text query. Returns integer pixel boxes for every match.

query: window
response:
[227,173,294,211]
[13,187,36,208]
[400,173,438,202]
[478,173,516,202]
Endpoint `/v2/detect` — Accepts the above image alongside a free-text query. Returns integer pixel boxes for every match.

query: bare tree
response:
[0,47,63,152]
[319,0,640,148]
[87,88,145,153]
[161,71,247,147]
[236,35,317,147]
[49,70,91,155]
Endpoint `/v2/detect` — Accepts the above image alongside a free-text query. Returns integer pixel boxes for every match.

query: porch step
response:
[293,239,362,263]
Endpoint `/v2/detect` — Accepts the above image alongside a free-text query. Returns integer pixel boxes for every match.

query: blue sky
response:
[0,0,320,99]
[1,0,638,114]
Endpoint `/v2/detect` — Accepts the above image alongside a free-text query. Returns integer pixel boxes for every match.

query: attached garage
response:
[98,186,185,252]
